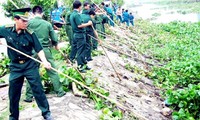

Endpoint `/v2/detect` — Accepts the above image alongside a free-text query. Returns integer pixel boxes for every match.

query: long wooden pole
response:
[1,44,125,110]
[1,43,147,120]
[89,26,123,81]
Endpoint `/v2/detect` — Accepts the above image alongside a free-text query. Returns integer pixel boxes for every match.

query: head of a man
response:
[88,10,96,19]
[33,6,43,15]
[12,8,31,30]
[101,2,105,6]
[83,2,90,10]
[73,1,82,12]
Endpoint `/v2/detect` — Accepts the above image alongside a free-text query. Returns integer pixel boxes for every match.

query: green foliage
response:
[166,84,200,119]
[2,0,26,17]
[0,53,10,78]
[100,108,123,120]
[125,63,146,75]
[92,50,104,57]
[134,17,200,119]
[58,27,68,42]
[2,0,56,17]
[149,21,200,88]
[29,0,56,16]
[141,21,200,119]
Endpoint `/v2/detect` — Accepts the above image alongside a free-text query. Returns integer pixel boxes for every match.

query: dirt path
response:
[0,44,169,120]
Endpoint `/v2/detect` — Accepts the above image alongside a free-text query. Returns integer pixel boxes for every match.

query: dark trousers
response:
[69,34,77,61]
[73,33,86,66]
[122,19,129,26]
[117,15,122,23]
[9,60,50,120]
[130,20,134,26]
[25,48,65,100]
[109,15,114,27]
[65,25,73,45]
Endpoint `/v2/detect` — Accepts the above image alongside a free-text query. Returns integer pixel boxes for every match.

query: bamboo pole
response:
[1,43,147,120]
[91,25,123,81]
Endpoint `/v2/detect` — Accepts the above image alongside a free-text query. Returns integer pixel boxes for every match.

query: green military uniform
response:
[70,10,87,67]
[0,25,51,119]
[82,8,89,15]
[102,14,108,39]
[25,16,65,100]
[65,13,73,45]
[93,15,104,49]
[81,12,94,61]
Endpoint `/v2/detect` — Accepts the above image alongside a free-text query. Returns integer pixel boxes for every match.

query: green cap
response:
[12,8,31,21]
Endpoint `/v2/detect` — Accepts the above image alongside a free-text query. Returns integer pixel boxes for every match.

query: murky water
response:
[123,0,200,23]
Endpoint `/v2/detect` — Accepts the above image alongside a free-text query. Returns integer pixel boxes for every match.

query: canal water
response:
[123,0,200,23]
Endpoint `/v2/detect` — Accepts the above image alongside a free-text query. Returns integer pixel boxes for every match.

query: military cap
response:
[12,8,31,21]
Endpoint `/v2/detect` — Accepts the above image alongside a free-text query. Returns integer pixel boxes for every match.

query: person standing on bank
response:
[0,8,53,120]
[82,2,90,15]
[122,9,130,27]
[65,12,73,46]
[70,1,93,73]
[129,12,134,26]
[81,10,96,62]
[116,6,123,24]
[24,6,66,102]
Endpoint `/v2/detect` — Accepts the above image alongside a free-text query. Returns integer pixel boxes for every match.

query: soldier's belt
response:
[12,59,30,64]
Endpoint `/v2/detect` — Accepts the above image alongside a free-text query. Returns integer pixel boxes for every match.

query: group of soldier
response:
[99,2,135,27]
[0,0,133,119]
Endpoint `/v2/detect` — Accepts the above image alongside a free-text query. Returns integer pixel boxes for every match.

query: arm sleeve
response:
[0,27,6,38]
[32,32,43,53]
[74,14,82,26]
[48,23,58,46]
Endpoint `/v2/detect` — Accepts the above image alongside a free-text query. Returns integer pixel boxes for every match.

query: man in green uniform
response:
[0,8,53,120]
[100,2,108,39]
[24,6,66,102]
[93,7,106,49]
[65,12,73,45]
[70,1,93,72]
[82,2,90,14]
[81,10,96,61]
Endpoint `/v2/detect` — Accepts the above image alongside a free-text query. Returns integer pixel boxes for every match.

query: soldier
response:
[0,8,53,120]
[65,11,73,46]
[70,1,93,73]
[82,2,90,14]
[81,10,96,61]
[24,6,66,103]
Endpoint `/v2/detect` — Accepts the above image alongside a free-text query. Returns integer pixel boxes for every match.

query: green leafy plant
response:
[166,84,200,119]
[0,53,10,78]
[133,18,200,119]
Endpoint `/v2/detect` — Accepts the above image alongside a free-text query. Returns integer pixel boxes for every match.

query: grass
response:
[131,16,200,119]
